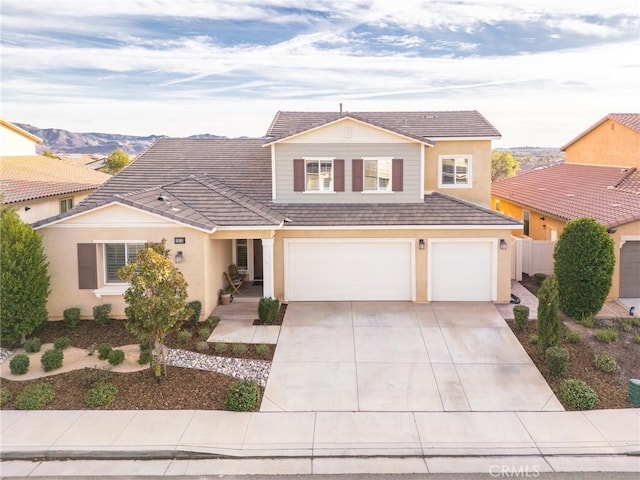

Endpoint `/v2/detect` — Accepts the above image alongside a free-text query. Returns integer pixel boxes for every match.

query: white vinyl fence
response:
[511,237,555,281]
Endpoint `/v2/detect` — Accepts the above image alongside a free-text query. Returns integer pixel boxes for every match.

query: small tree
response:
[491,150,519,182]
[537,275,560,356]
[0,209,50,343]
[118,240,191,379]
[104,148,130,175]
[553,217,615,321]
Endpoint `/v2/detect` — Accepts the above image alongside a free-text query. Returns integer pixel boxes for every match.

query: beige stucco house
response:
[35,110,521,320]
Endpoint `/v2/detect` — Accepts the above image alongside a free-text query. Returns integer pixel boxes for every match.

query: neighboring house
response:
[1,119,111,224]
[492,113,640,299]
[34,110,521,320]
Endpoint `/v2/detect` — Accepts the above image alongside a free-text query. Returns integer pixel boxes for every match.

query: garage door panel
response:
[286,240,413,301]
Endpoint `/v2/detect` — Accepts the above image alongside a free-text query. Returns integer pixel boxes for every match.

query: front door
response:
[253,239,263,280]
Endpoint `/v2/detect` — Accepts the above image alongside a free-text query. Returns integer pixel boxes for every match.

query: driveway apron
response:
[261,302,562,412]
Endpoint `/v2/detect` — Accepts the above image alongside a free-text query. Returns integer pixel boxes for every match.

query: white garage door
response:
[429,239,496,301]
[284,239,414,301]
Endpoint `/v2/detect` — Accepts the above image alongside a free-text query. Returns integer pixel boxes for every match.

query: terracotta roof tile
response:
[492,164,640,228]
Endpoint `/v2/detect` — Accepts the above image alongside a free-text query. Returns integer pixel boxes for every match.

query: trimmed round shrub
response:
[0,387,13,407]
[207,315,220,329]
[53,337,72,350]
[63,307,81,329]
[9,354,30,375]
[593,351,620,373]
[195,340,210,352]
[176,330,193,344]
[258,297,280,324]
[545,346,569,377]
[214,342,228,355]
[24,337,41,353]
[84,382,118,408]
[197,327,211,340]
[138,347,151,365]
[560,379,599,410]
[97,343,113,360]
[553,218,615,321]
[513,305,529,331]
[225,379,260,411]
[108,349,125,366]
[41,348,63,372]
[15,383,55,409]
[187,300,202,326]
[93,303,112,326]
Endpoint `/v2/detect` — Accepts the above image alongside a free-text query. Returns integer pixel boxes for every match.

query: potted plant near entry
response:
[220,288,232,305]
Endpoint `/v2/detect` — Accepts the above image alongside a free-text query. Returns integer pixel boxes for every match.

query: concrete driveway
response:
[261,302,563,412]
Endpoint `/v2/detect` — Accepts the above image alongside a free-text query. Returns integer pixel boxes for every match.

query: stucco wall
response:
[10,192,92,225]
[0,126,37,156]
[565,119,640,168]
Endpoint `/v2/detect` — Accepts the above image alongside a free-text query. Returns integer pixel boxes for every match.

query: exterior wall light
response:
[499,239,507,250]
[418,239,425,250]
[175,251,183,264]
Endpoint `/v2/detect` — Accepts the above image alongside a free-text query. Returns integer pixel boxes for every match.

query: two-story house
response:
[491,113,640,300]
[34,110,521,320]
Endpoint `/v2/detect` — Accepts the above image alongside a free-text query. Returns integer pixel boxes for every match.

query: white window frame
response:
[103,242,146,284]
[60,197,73,213]
[304,157,334,193]
[438,154,472,188]
[234,239,249,271]
[362,157,393,193]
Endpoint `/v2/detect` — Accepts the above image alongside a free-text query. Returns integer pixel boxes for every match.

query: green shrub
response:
[565,329,582,344]
[108,349,125,366]
[195,340,209,352]
[53,337,72,350]
[197,327,211,340]
[176,330,193,344]
[560,379,599,410]
[580,315,594,328]
[513,305,529,331]
[231,343,248,356]
[207,315,220,329]
[93,303,112,326]
[214,342,228,355]
[537,275,560,356]
[593,351,620,373]
[255,343,271,357]
[533,273,547,286]
[553,218,615,320]
[258,297,280,324]
[63,307,81,329]
[225,379,260,411]
[631,318,640,327]
[15,383,55,409]
[595,328,618,343]
[633,334,640,344]
[97,343,113,360]
[187,300,202,326]
[9,354,30,375]
[545,346,569,377]
[41,348,63,372]
[529,334,538,345]
[138,347,151,365]
[84,381,118,408]
[619,318,634,333]
[0,387,13,407]
[24,337,41,353]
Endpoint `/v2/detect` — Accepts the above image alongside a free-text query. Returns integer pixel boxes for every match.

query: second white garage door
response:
[429,239,497,301]
[284,239,414,301]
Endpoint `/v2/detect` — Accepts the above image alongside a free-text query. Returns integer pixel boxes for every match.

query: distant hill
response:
[496,146,565,174]
[14,123,226,155]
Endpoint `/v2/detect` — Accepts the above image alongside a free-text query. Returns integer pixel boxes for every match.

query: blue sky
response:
[1,0,639,147]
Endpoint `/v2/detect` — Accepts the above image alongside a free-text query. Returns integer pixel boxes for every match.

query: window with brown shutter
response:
[293,159,305,192]
[77,243,97,290]
[352,159,363,192]
[334,159,345,192]
[392,158,403,192]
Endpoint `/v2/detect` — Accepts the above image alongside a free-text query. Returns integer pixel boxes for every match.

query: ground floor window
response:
[235,239,248,270]
[105,243,145,283]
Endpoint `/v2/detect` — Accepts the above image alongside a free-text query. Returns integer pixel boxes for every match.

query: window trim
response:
[304,157,335,193]
[103,241,146,284]
[362,157,393,193]
[234,239,249,271]
[437,154,472,188]
[60,197,73,213]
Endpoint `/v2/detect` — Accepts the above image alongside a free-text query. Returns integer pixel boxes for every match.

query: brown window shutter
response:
[293,159,305,192]
[77,243,97,290]
[352,159,363,192]
[392,158,403,192]
[334,159,344,192]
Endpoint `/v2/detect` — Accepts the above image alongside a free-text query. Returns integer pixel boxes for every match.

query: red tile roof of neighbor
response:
[491,164,640,228]
[561,113,640,151]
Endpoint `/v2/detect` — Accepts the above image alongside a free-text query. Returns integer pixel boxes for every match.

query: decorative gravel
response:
[0,348,12,363]
[165,348,271,387]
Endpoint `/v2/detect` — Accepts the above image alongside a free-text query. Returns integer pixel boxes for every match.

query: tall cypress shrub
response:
[537,275,560,356]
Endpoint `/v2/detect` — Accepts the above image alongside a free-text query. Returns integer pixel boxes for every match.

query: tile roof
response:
[34,137,520,230]
[561,113,640,151]
[0,155,110,203]
[491,164,640,228]
[265,110,501,142]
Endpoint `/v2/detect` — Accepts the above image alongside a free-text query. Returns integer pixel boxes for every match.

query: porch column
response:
[261,238,274,298]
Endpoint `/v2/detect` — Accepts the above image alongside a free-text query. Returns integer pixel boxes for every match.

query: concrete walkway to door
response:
[261,302,563,413]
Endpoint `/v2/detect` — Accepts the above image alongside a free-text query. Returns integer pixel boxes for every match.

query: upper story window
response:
[104,242,145,283]
[305,158,333,192]
[363,158,392,192]
[438,155,472,188]
[60,197,73,213]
